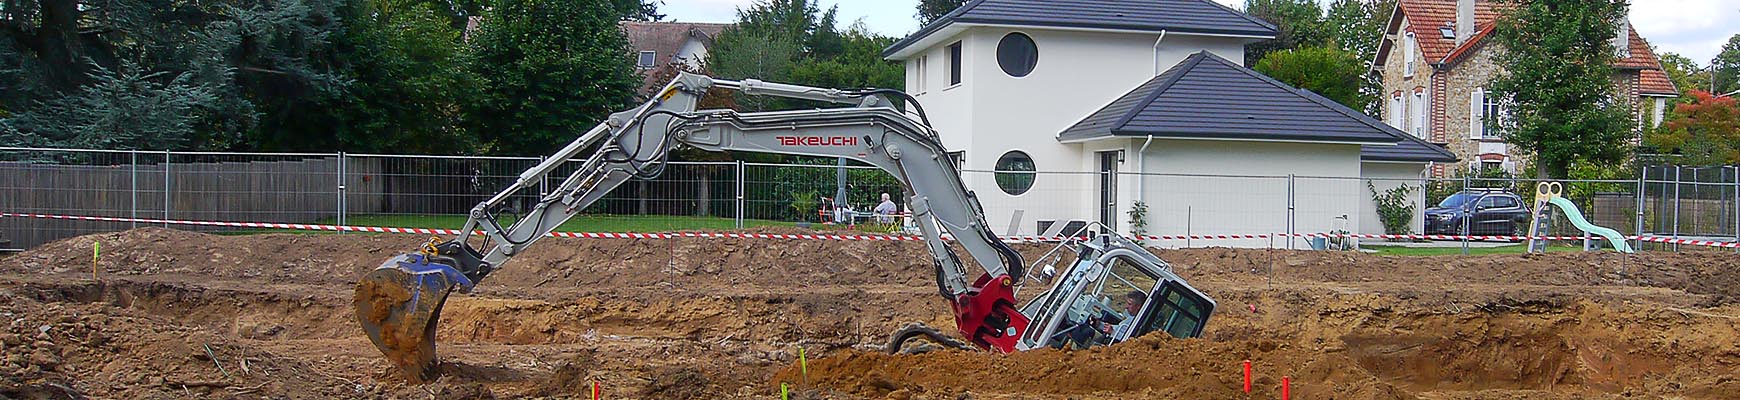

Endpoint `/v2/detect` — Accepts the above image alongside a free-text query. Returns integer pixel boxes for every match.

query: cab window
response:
[1135,283,1210,339]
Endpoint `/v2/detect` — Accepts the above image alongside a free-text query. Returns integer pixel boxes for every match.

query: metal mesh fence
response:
[5,146,1740,251]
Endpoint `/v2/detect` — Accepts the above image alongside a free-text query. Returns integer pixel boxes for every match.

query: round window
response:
[996,33,1038,77]
[994,151,1036,196]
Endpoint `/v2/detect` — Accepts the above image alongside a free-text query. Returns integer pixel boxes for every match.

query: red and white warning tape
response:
[4,212,1732,249]
[1635,236,1740,249]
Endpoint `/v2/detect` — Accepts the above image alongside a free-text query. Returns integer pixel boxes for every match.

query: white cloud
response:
[1630,0,1739,62]
[662,0,1739,61]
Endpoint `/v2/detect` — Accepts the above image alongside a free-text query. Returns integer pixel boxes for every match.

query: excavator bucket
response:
[353,253,472,382]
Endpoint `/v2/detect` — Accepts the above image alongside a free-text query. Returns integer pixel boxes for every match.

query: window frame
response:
[1403,32,1417,78]
[1411,89,1427,139]
[948,41,964,87]
[996,32,1038,78]
[1133,281,1209,339]
[993,150,1036,196]
[637,51,657,68]
[1481,92,1507,140]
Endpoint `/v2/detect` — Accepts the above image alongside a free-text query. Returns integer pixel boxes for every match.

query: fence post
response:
[1674,166,1682,252]
[1461,173,1470,255]
[163,150,171,228]
[735,160,745,230]
[1635,166,1646,250]
[337,152,347,228]
[1732,165,1738,247]
[130,151,139,229]
[538,156,549,199]
[1286,174,1295,250]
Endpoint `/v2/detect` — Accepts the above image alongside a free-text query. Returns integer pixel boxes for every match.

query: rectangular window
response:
[1403,33,1417,77]
[916,56,928,93]
[1388,94,1404,128]
[637,51,656,68]
[1411,90,1427,139]
[948,41,963,86]
[1481,92,1506,139]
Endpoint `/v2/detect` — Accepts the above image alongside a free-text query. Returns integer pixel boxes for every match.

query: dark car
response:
[1424,190,1531,236]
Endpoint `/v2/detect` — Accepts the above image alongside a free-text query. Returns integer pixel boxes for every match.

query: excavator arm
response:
[355,73,1030,381]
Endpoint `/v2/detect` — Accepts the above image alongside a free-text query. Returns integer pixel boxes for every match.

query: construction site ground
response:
[2,227,1737,399]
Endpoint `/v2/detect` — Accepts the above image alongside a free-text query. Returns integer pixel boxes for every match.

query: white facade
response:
[675,37,710,68]
[898,26,1255,236]
[891,22,1437,243]
[1360,162,1430,236]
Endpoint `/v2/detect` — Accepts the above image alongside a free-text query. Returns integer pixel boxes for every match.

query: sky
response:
[659,0,1740,63]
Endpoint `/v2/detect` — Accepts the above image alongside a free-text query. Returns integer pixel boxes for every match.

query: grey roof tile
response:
[1060,52,1455,163]
[885,0,1277,57]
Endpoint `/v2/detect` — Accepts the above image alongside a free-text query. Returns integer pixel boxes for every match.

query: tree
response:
[1487,0,1634,179]
[1324,0,1394,113]
[1644,90,1740,165]
[1243,0,1328,65]
[1254,46,1368,109]
[612,0,665,21]
[1713,34,1740,95]
[709,0,902,112]
[465,0,641,156]
[0,0,352,151]
[326,0,482,154]
[790,24,903,92]
[917,0,966,25]
[1324,0,1394,59]
[0,64,217,150]
[1660,52,1710,99]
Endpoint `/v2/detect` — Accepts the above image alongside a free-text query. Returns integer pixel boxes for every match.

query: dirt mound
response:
[778,298,1740,400]
[3,228,1740,398]
[0,283,365,399]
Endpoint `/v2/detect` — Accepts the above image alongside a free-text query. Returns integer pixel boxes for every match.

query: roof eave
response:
[1103,130,1400,146]
[886,19,1277,60]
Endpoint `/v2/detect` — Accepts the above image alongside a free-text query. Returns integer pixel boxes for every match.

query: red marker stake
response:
[1281,376,1291,400]
[1242,360,1252,393]
[592,382,600,400]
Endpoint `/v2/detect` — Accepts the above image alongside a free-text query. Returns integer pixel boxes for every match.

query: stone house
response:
[1373,0,1680,175]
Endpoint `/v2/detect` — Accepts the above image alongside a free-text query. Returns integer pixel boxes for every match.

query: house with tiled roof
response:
[623,22,730,94]
[885,0,1457,242]
[1373,0,1679,175]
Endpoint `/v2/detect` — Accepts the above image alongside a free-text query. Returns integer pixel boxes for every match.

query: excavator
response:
[353,73,1216,381]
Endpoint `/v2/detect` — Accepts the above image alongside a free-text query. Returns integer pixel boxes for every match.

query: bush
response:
[1369,181,1417,235]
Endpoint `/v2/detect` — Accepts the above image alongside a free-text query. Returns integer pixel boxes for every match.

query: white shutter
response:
[1403,35,1413,76]
[1470,88,1485,139]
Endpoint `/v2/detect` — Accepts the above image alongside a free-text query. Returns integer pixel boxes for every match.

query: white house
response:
[623,22,729,94]
[884,0,1455,244]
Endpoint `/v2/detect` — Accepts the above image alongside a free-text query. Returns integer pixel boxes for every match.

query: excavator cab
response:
[1017,233,1214,350]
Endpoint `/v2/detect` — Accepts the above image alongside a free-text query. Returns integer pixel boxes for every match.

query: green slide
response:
[1545,197,1634,253]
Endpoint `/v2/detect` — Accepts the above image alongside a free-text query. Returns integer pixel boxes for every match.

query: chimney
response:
[1613,19,1631,57]
[1456,0,1475,45]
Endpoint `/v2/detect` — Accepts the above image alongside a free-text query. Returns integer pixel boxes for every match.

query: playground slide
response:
[1545,197,1635,253]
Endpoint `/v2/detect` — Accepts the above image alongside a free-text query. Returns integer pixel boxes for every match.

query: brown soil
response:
[1,227,1737,399]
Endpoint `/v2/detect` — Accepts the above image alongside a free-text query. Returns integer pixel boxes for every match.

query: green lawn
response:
[1362,243,1608,256]
[334,214,799,232]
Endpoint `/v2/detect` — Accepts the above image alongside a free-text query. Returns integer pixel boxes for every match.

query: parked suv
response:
[1424,189,1531,236]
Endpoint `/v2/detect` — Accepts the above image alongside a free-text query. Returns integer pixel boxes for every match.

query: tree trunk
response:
[697,173,710,217]
[35,0,87,91]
